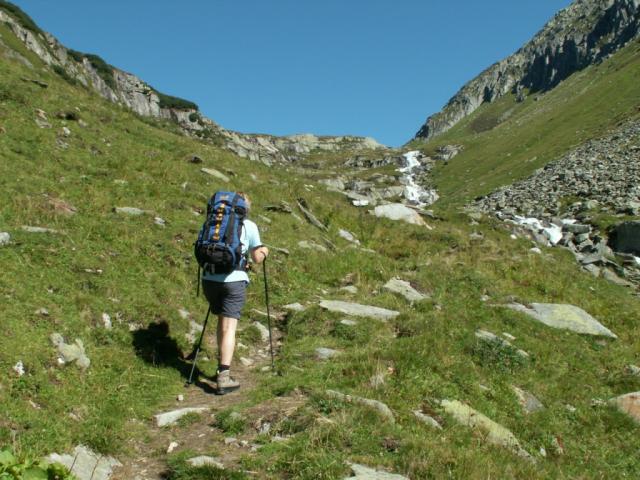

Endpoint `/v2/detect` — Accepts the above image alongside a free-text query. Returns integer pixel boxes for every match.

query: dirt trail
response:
[112,326,296,480]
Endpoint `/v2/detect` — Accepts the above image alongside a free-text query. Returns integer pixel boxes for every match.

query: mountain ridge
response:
[414,0,640,141]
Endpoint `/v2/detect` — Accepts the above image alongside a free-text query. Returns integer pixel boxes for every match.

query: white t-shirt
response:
[202,219,262,283]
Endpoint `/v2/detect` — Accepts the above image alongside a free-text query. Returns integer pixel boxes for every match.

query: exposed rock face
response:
[415,0,640,140]
[609,221,640,255]
[0,6,386,165]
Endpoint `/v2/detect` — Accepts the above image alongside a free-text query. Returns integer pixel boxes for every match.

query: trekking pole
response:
[186,307,211,386]
[262,258,275,370]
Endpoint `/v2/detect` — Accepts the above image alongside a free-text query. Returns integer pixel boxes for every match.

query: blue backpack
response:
[194,191,248,275]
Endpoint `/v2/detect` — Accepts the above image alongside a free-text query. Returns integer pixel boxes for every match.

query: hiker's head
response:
[237,191,251,212]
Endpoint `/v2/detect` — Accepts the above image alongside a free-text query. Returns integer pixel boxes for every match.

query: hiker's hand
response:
[251,246,269,264]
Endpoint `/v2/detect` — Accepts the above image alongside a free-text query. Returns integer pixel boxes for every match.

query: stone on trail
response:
[316,347,340,360]
[47,445,121,480]
[372,203,429,226]
[319,300,399,322]
[383,278,429,303]
[609,392,640,423]
[413,410,443,430]
[440,399,533,461]
[0,232,10,246]
[155,407,208,427]
[200,167,230,182]
[187,456,224,469]
[512,386,545,414]
[252,321,270,342]
[113,206,146,216]
[344,463,408,480]
[326,390,394,423]
[505,303,617,338]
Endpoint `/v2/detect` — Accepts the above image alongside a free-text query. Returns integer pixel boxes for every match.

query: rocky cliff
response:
[414,0,640,141]
[0,3,385,164]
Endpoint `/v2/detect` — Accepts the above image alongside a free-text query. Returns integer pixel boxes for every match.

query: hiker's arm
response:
[250,246,269,264]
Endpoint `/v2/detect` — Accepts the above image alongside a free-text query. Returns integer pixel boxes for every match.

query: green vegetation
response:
[155,90,198,111]
[0,1,43,35]
[166,453,248,480]
[0,15,639,480]
[410,39,640,211]
[0,448,76,479]
[51,65,76,86]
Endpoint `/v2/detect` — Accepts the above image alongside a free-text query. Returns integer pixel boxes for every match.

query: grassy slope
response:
[408,39,640,211]
[1,25,639,479]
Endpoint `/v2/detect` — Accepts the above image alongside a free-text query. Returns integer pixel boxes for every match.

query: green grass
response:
[0,19,639,480]
[409,39,640,211]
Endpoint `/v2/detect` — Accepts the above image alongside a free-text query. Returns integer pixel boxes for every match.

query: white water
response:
[399,151,439,207]
[510,215,576,245]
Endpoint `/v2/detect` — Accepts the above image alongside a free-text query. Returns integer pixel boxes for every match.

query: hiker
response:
[197,191,268,394]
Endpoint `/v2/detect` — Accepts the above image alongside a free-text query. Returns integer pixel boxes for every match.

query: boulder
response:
[383,278,429,303]
[338,229,360,244]
[372,203,427,226]
[154,407,208,427]
[113,207,146,216]
[298,240,327,252]
[315,347,340,360]
[343,463,408,480]
[475,330,529,359]
[609,392,640,423]
[187,456,224,469]
[21,226,59,233]
[50,333,90,370]
[283,303,305,312]
[609,221,640,255]
[252,321,270,342]
[505,303,617,338]
[319,300,400,322]
[47,445,121,480]
[440,399,533,461]
[413,410,443,430]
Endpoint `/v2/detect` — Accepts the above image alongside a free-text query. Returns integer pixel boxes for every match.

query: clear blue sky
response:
[15,1,571,146]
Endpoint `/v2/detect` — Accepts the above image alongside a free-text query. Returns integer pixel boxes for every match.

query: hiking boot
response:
[216,370,240,395]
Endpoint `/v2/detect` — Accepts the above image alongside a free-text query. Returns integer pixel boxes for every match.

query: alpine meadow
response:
[1,1,639,479]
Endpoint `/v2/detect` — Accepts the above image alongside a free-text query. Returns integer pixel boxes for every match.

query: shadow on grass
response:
[131,321,217,394]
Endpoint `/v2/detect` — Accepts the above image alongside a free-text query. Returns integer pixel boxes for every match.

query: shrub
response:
[188,112,200,123]
[0,1,43,35]
[52,64,77,85]
[67,49,85,63]
[156,90,198,111]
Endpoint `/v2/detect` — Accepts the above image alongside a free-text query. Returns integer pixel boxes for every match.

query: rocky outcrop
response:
[0,5,386,165]
[415,0,640,140]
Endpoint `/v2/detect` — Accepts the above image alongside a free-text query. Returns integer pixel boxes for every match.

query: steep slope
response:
[2,4,640,480]
[0,1,386,165]
[415,0,640,141]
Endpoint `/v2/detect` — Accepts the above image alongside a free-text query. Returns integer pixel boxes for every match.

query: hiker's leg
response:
[218,316,238,366]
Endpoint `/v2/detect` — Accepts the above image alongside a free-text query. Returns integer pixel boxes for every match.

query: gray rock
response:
[340,285,358,294]
[50,333,90,370]
[624,365,640,377]
[113,207,145,216]
[372,203,428,226]
[609,221,640,255]
[340,319,358,326]
[440,399,533,461]
[0,232,10,246]
[475,329,529,359]
[47,445,121,480]
[252,321,270,342]
[187,456,224,469]
[200,168,230,182]
[283,302,305,312]
[154,407,208,427]
[505,303,617,338]
[383,278,429,303]
[608,391,640,424]
[338,228,360,244]
[512,386,545,414]
[297,199,329,232]
[21,225,59,233]
[413,410,443,430]
[563,223,590,234]
[319,300,400,322]
[316,347,340,360]
[298,240,327,252]
[326,390,394,423]
[344,463,408,480]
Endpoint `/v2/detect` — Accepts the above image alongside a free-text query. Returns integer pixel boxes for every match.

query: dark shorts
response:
[202,280,247,320]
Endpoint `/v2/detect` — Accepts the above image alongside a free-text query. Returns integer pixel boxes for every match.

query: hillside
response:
[1,3,640,480]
